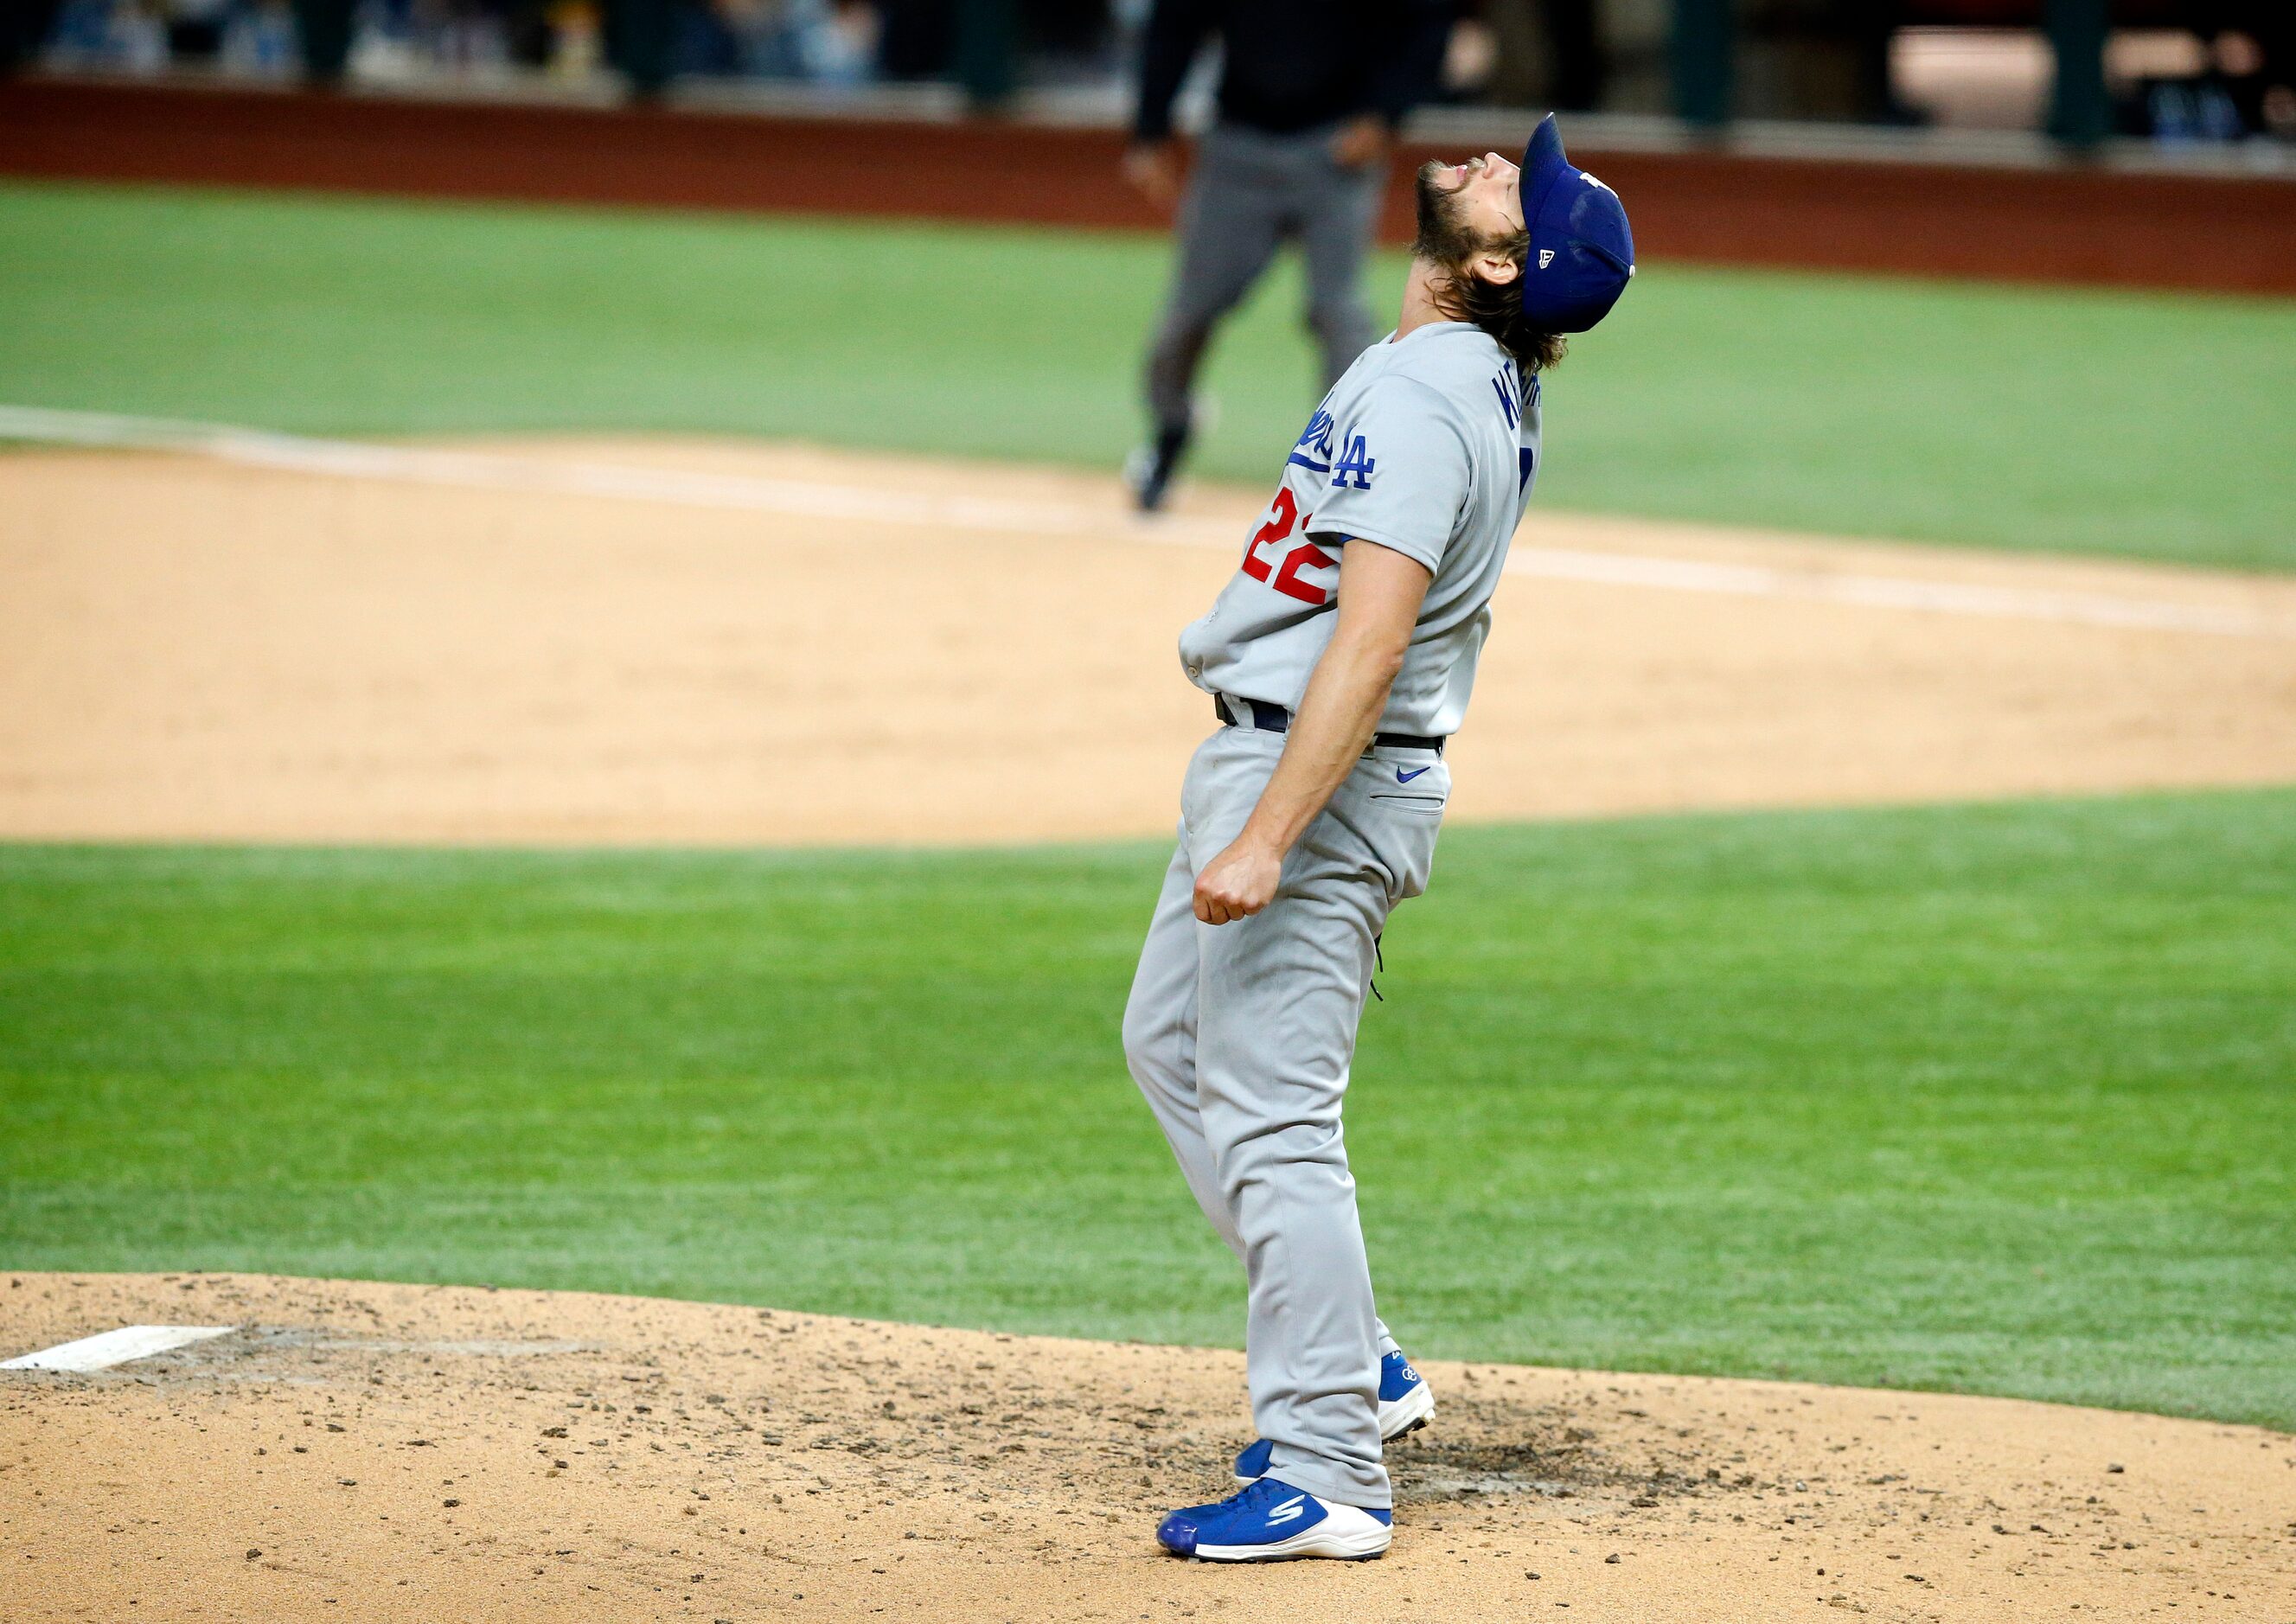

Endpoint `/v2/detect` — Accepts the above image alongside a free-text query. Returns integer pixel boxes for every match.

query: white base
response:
[1,1325,235,1371]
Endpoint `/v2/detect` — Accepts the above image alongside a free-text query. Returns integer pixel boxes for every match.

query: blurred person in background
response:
[2125,16,2296,144]
[680,0,876,82]
[1124,0,1454,512]
[219,0,297,71]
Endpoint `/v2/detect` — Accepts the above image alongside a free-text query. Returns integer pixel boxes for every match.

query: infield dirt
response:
[3,436,2294,845]
[3,1273,2291,1623]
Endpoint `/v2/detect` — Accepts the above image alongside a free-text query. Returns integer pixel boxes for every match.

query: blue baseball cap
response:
[1517,114,1634,333]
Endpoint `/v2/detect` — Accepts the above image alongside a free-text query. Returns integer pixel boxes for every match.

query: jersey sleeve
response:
[1303,375,1471,574]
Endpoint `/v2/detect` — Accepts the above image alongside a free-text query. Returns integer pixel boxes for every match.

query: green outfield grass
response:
[3,790,2291,1428]
[3,181,2293,569]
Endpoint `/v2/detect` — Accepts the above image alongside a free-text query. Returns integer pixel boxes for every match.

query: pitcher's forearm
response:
[1238,634,1402,854]
[1191,538,1429,926]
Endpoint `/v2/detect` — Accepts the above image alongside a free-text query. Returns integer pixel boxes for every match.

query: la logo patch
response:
[1538,249,1555,269]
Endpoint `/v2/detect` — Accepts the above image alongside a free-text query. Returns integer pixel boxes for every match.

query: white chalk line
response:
[4,404,2288,641]
[1,1324,237,1371]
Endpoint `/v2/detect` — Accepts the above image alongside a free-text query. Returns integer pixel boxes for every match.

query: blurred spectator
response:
[681,0,875,82]
[39,0,168,70]
[221,0,296,68]
[1123,0,1454,512]
[340,0,515,82]
[2121,23,2296,144]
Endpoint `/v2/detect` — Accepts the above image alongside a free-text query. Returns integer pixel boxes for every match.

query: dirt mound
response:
[3,1273,2286,1621]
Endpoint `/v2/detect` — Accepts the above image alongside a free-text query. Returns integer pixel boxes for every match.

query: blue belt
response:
[1216,694,1445,755]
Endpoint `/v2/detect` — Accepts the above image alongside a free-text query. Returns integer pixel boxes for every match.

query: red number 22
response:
[1240,489,1336,606]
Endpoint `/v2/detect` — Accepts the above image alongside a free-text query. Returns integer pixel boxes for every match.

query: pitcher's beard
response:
[1411,161,1484,266]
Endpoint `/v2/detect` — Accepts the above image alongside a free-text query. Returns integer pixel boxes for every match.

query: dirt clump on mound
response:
[3,1274,2288,1622]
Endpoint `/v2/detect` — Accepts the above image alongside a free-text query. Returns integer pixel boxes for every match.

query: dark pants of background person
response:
[1145,120,1386,441]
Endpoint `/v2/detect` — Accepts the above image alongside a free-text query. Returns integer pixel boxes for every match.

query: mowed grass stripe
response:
[2,790,2293,1428]
[2,181,2293,568]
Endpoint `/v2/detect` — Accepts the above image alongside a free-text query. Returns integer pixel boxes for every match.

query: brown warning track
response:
[1,1272,2289,1622]
[3,76,2294,294]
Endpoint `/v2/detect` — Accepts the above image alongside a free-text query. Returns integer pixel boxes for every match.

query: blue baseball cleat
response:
[1156,1475,1393,1563]
[1233,1350,1434,1483]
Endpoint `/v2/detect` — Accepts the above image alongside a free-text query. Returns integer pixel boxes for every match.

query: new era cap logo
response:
[1538,249,1555,269]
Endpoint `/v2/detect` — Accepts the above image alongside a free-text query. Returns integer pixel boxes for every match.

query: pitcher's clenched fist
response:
[1193,837,1282,924]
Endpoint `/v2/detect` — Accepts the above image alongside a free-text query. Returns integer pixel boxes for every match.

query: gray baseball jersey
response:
[1177,320,1542,738]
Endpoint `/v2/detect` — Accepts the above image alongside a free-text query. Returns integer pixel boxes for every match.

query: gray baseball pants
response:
[1145,120,1388,438]
[1121,720,1448,1510]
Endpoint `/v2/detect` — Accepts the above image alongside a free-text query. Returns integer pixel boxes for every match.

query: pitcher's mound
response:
[1,1273,2286,1622]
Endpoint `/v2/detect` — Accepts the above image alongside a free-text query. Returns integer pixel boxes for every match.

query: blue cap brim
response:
[1518,113,1570,229]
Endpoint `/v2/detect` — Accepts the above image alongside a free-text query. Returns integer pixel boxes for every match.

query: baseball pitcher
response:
[1123,116,1634,1563]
